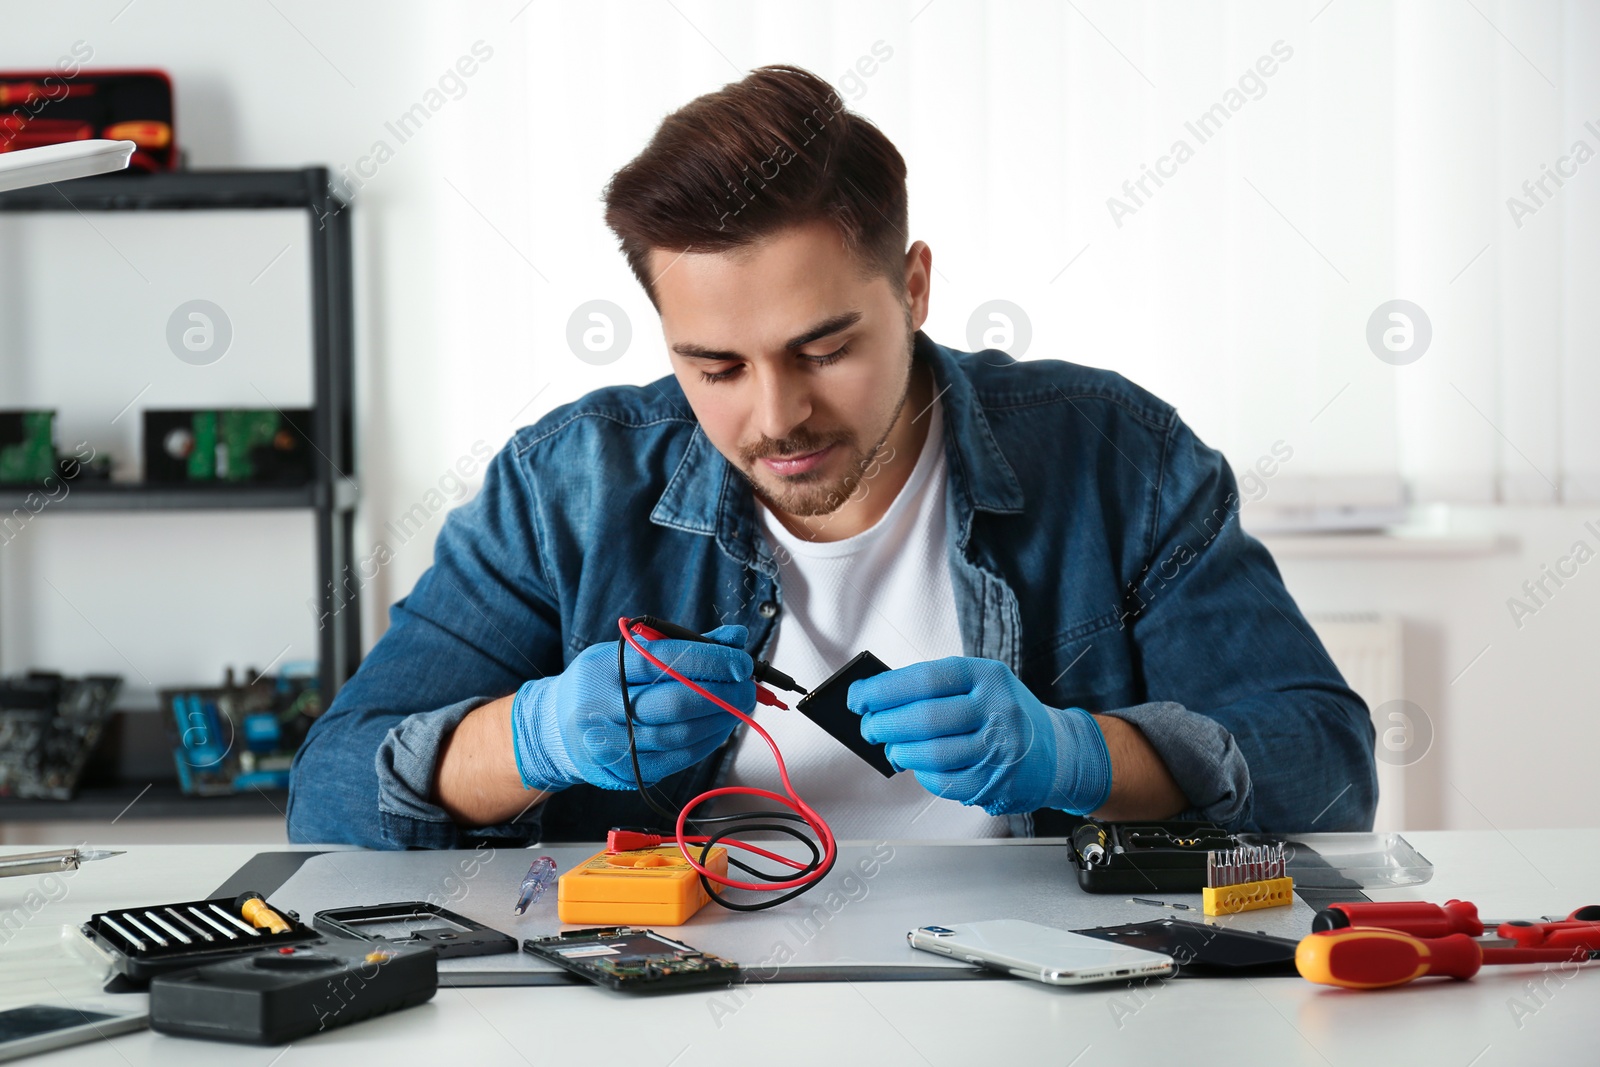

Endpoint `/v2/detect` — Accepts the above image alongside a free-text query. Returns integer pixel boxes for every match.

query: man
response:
[287,64,1376,849]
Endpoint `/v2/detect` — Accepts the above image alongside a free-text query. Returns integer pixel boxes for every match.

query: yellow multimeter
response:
[556,845,728,926]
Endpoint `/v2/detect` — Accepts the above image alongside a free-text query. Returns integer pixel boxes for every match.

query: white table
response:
[2,830,1595,1066]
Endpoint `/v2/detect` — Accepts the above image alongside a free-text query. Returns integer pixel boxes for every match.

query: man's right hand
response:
[510,624,755,792]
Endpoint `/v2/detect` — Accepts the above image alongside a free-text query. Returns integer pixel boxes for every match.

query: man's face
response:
[652,219,926,520]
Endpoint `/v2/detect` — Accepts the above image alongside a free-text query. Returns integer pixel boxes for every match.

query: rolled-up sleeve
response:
[1098,700,1251,826]
[287,439,563,849]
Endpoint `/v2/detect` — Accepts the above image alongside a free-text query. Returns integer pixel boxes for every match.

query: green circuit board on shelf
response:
[143,408,313,485]
[186,411,284,481]
[0,411,57,485]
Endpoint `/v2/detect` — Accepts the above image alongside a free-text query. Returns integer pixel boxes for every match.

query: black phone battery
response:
[794,650,896,778]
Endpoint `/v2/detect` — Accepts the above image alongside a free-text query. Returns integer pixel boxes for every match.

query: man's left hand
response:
[847,657,1112,816]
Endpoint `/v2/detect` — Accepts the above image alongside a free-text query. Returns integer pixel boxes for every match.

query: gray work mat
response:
[265,840,1320,985]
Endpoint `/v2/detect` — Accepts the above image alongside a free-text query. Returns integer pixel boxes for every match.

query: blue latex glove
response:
[511,624,754,792]
[847,656,1112,816]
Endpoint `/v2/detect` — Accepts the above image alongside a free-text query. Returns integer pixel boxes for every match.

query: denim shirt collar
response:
[649,330,1024,576]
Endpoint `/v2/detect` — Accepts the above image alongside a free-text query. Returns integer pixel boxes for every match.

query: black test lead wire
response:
[615,616,837,911]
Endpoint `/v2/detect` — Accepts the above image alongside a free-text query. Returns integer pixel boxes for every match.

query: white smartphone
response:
[0,1003,148,1063]
[908,920,1175,986]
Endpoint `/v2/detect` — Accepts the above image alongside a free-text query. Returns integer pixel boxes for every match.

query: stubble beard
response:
[740,324,917,521]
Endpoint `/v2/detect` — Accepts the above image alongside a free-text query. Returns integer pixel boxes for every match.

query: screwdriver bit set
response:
[1203,842,1294,916]
[82,891,317,981]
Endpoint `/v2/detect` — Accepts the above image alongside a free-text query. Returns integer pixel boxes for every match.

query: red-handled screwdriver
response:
[1296,928,1590,990]
[1314,900,1600,951]
[1312,899,1485,938]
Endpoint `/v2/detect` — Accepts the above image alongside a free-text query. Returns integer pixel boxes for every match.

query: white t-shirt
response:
[721,397,1011,840]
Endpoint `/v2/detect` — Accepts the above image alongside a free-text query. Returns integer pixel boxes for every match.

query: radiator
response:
[1307,612,1407,831]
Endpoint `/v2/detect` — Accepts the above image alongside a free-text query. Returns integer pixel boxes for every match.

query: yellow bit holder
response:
[1202,876,1294,916]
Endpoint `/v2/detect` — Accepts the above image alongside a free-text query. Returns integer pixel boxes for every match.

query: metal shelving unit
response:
[0,782,288,822]
[0,166,359,706]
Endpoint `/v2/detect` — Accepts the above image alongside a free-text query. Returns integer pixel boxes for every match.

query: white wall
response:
[2,1,1593,831]
[1269,506,1600,833]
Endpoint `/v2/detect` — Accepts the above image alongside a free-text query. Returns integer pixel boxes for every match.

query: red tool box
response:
[0,68,176,171]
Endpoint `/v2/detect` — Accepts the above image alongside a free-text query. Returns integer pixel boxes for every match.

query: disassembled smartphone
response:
[522,927,740,993]
[314,902,515,959]
[1072,918,1300,977]
[908,919,1175,986]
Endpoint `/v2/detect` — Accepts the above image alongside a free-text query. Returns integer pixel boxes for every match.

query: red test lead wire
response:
[616,617,837,895]
[605,829,808,872]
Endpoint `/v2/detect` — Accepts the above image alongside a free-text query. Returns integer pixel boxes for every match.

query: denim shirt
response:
[286,331,1377,848]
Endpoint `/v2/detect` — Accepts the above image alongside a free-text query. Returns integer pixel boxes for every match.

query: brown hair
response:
[602,64,908,309]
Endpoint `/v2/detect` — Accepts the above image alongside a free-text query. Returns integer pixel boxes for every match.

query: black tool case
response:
[81,893,318,981]
[1069,819,1435,897]
[150,939,437,1045]
[1069,819,1243,893]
